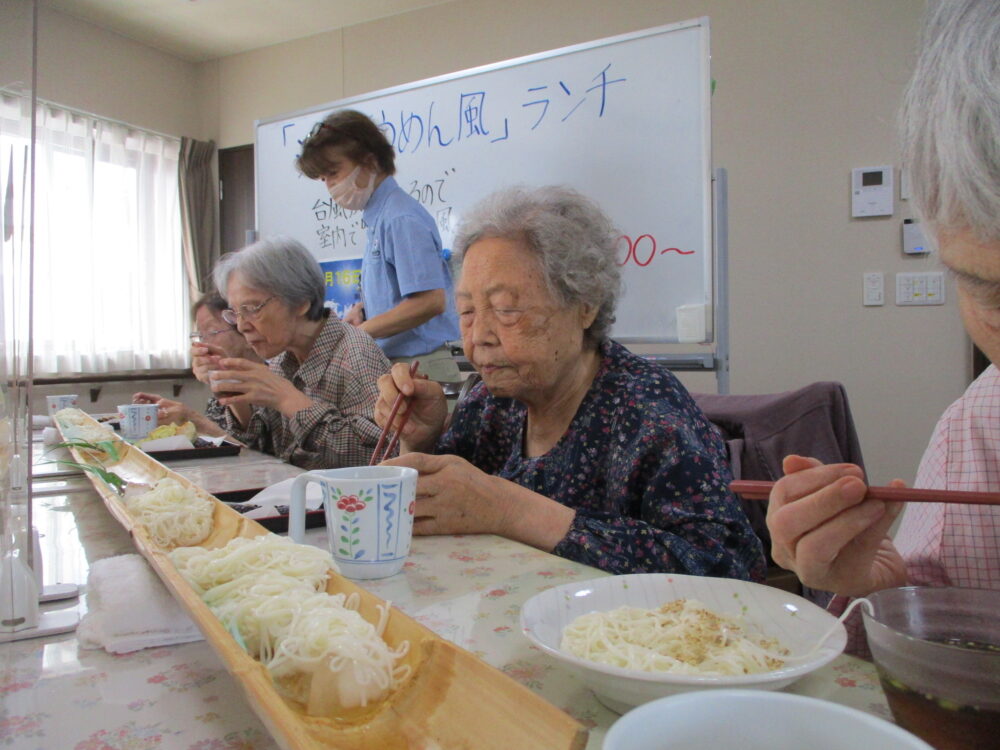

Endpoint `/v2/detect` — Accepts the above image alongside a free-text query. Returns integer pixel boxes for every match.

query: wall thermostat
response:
[851,166,894,217]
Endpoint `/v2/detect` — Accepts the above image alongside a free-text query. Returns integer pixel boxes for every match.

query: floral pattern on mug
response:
[334,489,372,559]
[336,494,367,512]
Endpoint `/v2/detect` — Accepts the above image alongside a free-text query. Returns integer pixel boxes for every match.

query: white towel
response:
[78,553,203,654]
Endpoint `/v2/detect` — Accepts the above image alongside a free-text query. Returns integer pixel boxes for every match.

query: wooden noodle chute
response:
[57,413,587,750]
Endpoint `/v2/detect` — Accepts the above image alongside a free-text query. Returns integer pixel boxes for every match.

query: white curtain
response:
[1,93,187,375]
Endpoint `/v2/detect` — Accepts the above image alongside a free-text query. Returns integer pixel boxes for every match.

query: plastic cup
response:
[862,586,1000,750]
[117,403,159,440]
[46,394,79,415]
[288,466,417,580]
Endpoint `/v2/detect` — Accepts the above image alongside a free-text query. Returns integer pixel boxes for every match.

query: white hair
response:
[453,185,622,344]
[901,0,1000,244]
[212,236,327,320]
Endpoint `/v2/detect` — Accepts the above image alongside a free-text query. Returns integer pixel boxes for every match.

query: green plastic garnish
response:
[44,440,125,493]
[49,439,120,462]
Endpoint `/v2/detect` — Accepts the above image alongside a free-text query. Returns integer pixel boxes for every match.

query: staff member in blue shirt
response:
[297,110,461,383]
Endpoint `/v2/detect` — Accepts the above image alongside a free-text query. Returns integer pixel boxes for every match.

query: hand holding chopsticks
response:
[731,479,1000,506]
[757,457,911,597]
[372,359,454,459]
[370,361,420,465]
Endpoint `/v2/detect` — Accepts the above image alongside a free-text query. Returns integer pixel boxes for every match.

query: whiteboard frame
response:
[254,18,722,362]
[642,168,728,392]
[255,17,711,130]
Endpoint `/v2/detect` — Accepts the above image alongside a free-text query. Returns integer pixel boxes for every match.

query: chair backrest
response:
[691,381,866,578]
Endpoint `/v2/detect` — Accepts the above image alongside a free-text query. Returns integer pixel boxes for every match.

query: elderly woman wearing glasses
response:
[133,292,261,437]
[375,186,765,579]
[203,237,390,469]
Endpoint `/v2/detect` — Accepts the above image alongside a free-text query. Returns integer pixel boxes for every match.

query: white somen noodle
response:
[124,477,214,548]
[170,534,409,709]
[170,533,336,594]
[561,598,788,675]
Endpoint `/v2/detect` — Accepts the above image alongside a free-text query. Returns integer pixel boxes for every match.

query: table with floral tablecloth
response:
[0,488,891,749]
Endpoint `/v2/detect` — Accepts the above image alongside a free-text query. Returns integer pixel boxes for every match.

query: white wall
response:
[0,2,203,138]
[17,0,969,485]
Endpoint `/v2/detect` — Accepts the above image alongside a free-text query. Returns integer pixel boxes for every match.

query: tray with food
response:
[131,421,242,460]
[52,408,587,750]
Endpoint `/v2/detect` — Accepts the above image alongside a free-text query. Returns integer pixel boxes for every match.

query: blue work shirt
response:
[360,176,460,358]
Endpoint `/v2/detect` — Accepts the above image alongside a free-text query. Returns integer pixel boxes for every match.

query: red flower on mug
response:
[336,494,366,512]
[408,501,415,515]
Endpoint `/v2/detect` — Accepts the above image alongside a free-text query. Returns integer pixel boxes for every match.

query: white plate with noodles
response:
[519,573,846,713]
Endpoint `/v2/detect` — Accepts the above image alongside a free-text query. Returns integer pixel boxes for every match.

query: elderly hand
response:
[381,452,575,550]
[132,392,196,425]
[191,342,226,385]
[133,392,227,437]
[209,358,314,417]
[374,362,449,453]
[766,455,907,598]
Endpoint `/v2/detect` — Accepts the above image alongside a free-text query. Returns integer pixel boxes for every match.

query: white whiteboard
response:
[256,18,713,342]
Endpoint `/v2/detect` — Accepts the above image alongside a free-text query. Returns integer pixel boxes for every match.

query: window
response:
[1,93,187,375]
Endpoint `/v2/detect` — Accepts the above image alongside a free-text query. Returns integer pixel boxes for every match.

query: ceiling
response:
[40,0,455,63]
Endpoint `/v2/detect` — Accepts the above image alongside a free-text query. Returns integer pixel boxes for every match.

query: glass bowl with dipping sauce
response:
[862,586,1000,750]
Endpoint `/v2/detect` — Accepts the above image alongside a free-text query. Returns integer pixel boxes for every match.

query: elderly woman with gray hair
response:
[202,237,389,469]
[375,185,765,579]
[766,0,1000,653]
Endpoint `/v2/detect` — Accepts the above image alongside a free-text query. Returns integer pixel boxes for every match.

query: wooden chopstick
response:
[730,479,1000,506]
[369,360,420,465]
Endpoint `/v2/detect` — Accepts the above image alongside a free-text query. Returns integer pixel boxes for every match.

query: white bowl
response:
[604,689,932,750]
[519,573,846,713]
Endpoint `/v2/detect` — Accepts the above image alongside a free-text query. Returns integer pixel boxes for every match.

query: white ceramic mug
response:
[289,465,417,580]
[46,394,79,415]
[117,403,158,440]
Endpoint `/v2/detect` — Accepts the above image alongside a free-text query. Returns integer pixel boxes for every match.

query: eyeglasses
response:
[222,296,275,325]
[189,328,232,343]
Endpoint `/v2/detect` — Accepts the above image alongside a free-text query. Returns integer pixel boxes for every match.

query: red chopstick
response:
[369,360,419,465]
[730,479,1000,506]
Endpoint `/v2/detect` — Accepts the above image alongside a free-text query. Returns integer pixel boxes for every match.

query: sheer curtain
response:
[1,94,187,375]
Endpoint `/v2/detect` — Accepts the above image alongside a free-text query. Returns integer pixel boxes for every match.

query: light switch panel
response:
[896,272,945,305]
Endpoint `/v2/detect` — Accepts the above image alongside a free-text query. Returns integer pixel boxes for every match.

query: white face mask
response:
[328,165,375,211]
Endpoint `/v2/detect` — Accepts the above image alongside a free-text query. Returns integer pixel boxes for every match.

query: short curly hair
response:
[453,185,622,344]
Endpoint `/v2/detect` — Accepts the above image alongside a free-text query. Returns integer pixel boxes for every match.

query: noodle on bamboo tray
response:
[54,409,586,750]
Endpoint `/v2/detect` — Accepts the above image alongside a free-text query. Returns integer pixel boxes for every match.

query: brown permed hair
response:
[296,109,396,180]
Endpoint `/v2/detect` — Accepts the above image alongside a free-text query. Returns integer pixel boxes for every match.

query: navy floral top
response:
[437,340,765,581]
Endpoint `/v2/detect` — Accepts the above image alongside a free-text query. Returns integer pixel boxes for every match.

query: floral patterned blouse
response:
[437,340,766,580]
